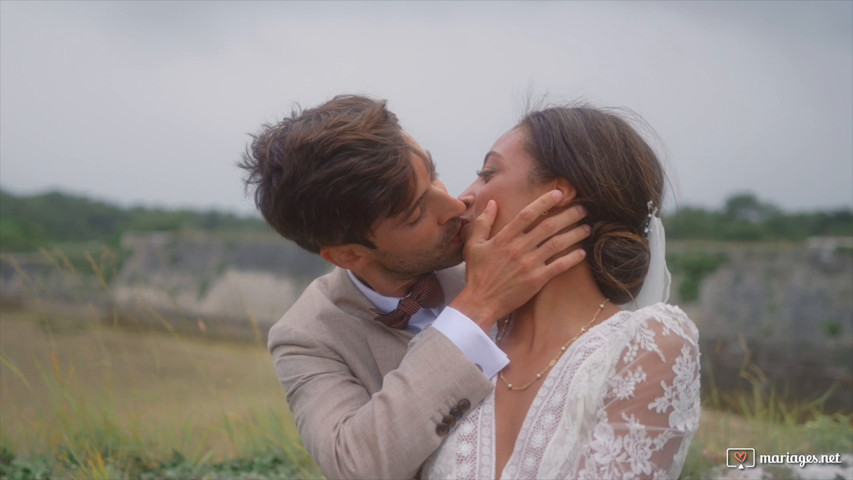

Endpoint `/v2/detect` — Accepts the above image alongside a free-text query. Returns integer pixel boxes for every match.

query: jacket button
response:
[449,407,462,420]
[436,423,450,436]
[442,415,456,428]
[457,399,471,411]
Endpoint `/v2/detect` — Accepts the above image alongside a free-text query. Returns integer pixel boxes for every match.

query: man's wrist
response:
[431,308,509,378]
[448,291,501,334]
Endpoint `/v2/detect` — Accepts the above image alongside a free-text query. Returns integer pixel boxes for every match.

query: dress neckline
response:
[493,309,630,479]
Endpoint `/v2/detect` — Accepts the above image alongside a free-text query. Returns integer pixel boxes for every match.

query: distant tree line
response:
[664,193,852,241]
[0,189,271,252]
[1,190,851,253]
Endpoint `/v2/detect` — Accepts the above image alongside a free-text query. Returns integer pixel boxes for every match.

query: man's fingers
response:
[529,204,588,246]
[542,248,588,277]
[468,200,497,245]
[493,190,564,241]
[537,224,591,262]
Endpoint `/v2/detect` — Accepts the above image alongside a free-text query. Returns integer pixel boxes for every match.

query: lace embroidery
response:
[508,313,627,479]
[609,365,648,400]
[649,343,702,432]
[422,303,700,480]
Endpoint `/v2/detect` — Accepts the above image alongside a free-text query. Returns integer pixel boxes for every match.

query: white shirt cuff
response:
[431,307,509,379]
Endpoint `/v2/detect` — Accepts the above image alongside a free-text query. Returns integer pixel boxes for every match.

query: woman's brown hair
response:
[517,105,665,303]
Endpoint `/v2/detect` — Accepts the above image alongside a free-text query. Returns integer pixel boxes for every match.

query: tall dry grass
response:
[0,248,321,479]
[1,311,322,478]
[680,339,852,478]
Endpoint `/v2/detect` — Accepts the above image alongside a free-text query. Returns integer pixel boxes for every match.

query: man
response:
[240,95,588,479]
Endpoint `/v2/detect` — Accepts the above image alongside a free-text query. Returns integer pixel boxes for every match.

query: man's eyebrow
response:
[425,150,437,180]
[396,149,435,225]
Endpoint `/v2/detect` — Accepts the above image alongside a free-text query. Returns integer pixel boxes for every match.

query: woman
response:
[422,105,700,479]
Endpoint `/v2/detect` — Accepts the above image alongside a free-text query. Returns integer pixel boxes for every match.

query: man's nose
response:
[434,181,466,222]
[448,196,466,219]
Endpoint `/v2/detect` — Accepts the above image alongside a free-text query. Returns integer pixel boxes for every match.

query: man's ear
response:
[319,244,371,270]
[552,178,577,207]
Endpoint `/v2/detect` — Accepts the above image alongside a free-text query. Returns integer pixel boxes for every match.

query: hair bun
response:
[587,222,650,304]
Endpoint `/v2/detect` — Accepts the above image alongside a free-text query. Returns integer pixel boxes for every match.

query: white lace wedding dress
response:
[422,303,701,480]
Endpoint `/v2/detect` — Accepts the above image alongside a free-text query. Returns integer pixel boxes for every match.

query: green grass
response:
[680,361,852,479]
[4,307,850,480]
[0,310,322,480]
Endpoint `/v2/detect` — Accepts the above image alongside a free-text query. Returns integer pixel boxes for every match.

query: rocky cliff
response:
[2,233,850,408]
[668,239,852,410]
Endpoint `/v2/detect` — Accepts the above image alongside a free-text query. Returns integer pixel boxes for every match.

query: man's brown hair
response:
[240,95,424,253]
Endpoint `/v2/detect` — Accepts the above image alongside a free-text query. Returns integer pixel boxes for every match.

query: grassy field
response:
[1,306,851,479]
[0,308,322,479]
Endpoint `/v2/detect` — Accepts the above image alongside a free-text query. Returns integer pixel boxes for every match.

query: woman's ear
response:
[552,178,577,207]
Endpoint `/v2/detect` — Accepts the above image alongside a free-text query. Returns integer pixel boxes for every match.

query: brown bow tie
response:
[375,273,445,330]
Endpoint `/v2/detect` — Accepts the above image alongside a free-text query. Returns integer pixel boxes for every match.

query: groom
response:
[240,95,589,479]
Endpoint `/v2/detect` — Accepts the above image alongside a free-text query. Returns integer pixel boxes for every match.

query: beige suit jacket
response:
[268,265,494,480]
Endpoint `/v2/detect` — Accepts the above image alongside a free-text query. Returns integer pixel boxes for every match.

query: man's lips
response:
[451,220,464,244]
[440,218,465,247]
[457,218,471,243]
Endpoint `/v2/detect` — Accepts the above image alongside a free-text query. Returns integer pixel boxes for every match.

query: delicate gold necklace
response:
[498,299,609,392]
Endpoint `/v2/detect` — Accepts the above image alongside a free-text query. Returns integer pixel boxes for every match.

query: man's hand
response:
[449,190,590,333]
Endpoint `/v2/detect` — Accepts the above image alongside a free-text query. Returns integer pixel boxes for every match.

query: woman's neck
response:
[502,263,613,353]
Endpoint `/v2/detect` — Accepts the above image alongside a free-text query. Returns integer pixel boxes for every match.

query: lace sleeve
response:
[576,306,701,480]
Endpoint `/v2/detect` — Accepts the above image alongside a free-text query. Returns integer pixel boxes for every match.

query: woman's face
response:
[459,127,551,242]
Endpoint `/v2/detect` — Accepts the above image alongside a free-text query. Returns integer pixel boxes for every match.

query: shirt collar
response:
[346,270,441,333]
[346,269,399,314]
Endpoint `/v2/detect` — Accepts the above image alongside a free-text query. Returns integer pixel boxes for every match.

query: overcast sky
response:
[1,0,851,215]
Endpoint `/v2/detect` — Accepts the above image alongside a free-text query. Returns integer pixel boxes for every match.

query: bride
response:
[423,105,701,479]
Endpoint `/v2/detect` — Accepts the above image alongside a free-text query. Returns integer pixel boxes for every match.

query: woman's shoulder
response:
[622,302,699,345]
[603,303,701,382]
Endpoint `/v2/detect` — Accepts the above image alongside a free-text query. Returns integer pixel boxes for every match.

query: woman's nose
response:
[458,182,477,209]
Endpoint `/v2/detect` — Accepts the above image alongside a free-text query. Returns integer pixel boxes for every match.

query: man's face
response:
[366,140,467,281]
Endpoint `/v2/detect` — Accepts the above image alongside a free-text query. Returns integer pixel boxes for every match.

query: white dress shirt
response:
[346,270,508,379]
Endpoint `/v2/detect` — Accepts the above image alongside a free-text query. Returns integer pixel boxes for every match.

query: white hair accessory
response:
[643,200,659,234]
[622,201,671,310]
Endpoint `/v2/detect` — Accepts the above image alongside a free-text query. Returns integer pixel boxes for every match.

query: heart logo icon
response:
[734,451,748,464]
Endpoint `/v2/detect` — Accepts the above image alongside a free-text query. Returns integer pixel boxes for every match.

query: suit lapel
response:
[326,268,413,379]
[365,325,413,378]
[325,265,467,380]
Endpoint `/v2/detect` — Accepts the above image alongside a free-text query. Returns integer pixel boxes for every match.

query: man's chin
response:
[435,248,464,271]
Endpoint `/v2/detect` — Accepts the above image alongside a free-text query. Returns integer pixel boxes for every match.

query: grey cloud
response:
[1,0,850,214]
